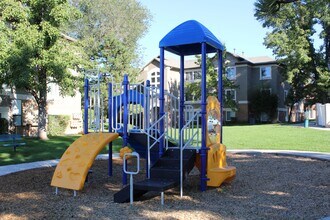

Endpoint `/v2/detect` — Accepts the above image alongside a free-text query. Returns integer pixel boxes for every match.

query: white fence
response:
[316,103,330,128]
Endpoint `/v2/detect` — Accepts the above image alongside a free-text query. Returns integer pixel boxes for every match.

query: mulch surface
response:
[0,153,329,219]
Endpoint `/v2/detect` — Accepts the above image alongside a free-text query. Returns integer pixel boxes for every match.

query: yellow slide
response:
[51,133,119,191]
[205,96,236,187]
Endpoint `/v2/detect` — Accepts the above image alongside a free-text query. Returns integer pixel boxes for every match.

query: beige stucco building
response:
[0,74,82,136]
[138,52,298,123]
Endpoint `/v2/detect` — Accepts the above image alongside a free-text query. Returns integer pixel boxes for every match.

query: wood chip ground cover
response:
[0,154,329,219]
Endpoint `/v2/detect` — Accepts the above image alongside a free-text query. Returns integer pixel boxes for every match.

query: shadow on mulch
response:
[0,154,329,219]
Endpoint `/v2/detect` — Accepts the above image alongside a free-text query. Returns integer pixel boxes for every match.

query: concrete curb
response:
[0,151,328,177]
[228,150,330,161]
[0,153,120,177]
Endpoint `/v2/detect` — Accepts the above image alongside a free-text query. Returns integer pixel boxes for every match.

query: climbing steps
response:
[127,132,177,164]
[113,148,196,203]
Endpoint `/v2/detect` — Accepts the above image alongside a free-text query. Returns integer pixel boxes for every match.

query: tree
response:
[67,0,151,82]
[185,52,238,111]
[249,90,279,122]
[254,0,330,118]
[0,0,83,139]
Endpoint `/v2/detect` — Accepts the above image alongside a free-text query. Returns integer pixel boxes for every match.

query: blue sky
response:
[137,0,274,65]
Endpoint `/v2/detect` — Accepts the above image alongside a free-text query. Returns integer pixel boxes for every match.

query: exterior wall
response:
[139,59,181,96]
[138,60,159,82]
[235,65,249,102]
[316,103,330,127]
[165,67,180,93]
[0,81,82,135]
[47,88,82,135]
[236,104,249,122]
[249,65,273,94]
[0,96,11,122]
[276,68,291,109]
[244,64,292,122]
[224,63,250,122]
[139,55,295,124]
[0,86,35,134]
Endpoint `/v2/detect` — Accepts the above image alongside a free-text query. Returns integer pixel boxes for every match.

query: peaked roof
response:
[226,52,277,65]
[159,20,224,56]
[246,56,275,64]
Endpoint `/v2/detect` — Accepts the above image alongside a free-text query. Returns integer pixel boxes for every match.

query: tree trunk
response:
[288,103,294,123]
[37,72,49,140]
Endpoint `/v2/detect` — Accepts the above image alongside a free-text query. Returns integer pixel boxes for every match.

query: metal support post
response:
[217,50,223,143]
[144,80,150,178]
[108,83,113,176]
[84,78,89,134]
[161,192,164,205]
[159,48,165,158]
[122,75,129,185]
[200,43,208,191]
[179,55,185,143]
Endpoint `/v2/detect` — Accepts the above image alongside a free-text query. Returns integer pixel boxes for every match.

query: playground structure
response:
[51,20,236,201]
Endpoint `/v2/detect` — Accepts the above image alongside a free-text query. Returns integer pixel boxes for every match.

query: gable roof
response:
[141,56,200,71]
[246,56,275,64]
[226,52,277,65]
[159,20,224,56]
[141,52,277,72]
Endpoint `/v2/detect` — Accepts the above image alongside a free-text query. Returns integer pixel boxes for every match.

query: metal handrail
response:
[111,82,124,132]
[146,113,168,178]
[111,82,147,133]
[85,70,113,133]
[180,111,200,197]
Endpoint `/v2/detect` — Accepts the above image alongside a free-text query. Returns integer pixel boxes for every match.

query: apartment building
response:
[0,73,82,136]
[139,52,291,123]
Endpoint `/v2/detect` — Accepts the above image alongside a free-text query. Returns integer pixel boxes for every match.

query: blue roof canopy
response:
[159,20,224,56]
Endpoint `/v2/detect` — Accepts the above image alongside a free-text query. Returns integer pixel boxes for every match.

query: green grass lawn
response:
[223,124,330,152]
[0,124,329,166]
[0,135,123,166]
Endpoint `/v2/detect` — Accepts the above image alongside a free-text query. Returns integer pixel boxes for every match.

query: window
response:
[226,67,236,80]
[260,66,271,80]
[185,70,201,82]
[150,71,160,87]
[284,90,288,102]
[11,99,22,126]
[185,71,193,81]
[225,89,236,101]
[13,115,22,126]
[225,111,236,121]
[194,71,201,80]
[260,112,269,122]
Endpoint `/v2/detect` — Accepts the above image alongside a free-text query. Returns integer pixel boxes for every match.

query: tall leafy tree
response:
[0,0,83,139]
[67,0,151,82]
[254,0,330,117]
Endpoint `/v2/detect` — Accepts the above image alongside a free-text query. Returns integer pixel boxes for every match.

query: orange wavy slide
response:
[51,133,119,191]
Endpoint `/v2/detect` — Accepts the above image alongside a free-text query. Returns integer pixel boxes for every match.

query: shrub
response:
[249,90,278,122]
[0,118,8,134]
[48,115,70,136]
